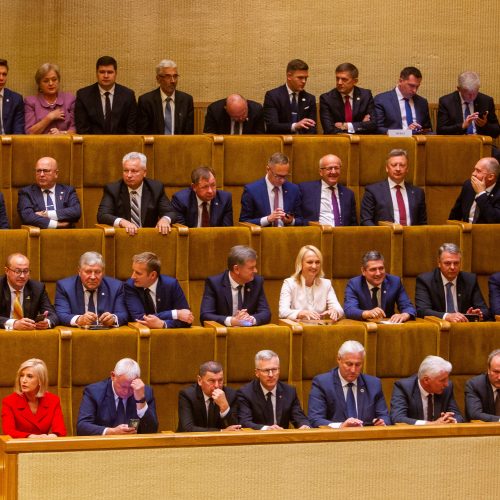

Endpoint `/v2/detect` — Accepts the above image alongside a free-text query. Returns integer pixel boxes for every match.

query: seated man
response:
[239,152,303,226]
[390,355,464,424]
[237,350,309,430]
[17,156,81,228]
[299,154,357,225]
[489,272,500,317]
[203,94,264,134]
[344,250,415,323]
[171,166,233,227]
[360,149,427,226]
[200,245,271,326]
[415,242,489,321]
[177,361,240,432]
[465,349,500,422]
[0,58,24,134]
[97,152,177,236]
[308,340,390,427]
[55,251,128,327]
[0,253,58,330]
[125,251,193,328]
[77,358,158,435]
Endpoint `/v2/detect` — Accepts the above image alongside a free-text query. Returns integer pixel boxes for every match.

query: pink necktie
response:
[395,185,407,226]
[344,95,352,123]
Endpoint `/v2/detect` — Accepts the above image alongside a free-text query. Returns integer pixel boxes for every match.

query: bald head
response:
[35,157,59,189]
[319,154,342,186]
[225,94,248,122]
[472,157,499,189]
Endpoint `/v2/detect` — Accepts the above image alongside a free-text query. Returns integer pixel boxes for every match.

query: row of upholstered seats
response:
[0,134,492,227]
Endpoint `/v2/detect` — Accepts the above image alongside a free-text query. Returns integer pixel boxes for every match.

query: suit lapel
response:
[188,190,199,227]
[360,278,372,310]
[105,380,118,424]
[140,181,152,225]
[75,276,86,312]
[22,281,34,319]
[352,87,361,117]
[384,180,395,220]
[356,375,367,419]
[333,370,347,419]
[222,272,233,313]
[412,379,425,419]
[92,84,106,124]
[456,273,467,312]
[195,385,208,427]
[390,90,403,128]
[33,185,46,211]
[210,194,220,225]
[275,382,284,425]
[433,269,446,311]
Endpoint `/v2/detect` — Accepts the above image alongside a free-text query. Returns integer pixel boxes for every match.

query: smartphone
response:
[362,421,375,426]
[128,418,140,430]
[465,314,479,322]
[35,313,46,322]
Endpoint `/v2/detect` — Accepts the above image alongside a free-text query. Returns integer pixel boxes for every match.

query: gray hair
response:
[227,245,257,271]
[438,243,461,258]
[191,165,215,184]
[362,250,384,268]
[458,71,480,91]
[386,149,408,162]
[35,63,60,87]
[487,349,500,368]
[418,355,452,379]
[338,340,365,358]
[255,350,279,367]
[481,157,500,177]
[156,59,177,75]
[268,152,289,167]
[79,251,105,269]
[199,361,223,376]
[114,358,141,379]
[123,152,147,169]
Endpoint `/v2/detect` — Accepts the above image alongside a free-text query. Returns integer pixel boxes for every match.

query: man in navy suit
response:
[344,250,415,322]
[125,251,193,329]
[374,66,432,135]
[361,149,427,226]
[171,166,233,227]
[200,245,271,326]
[17,157,81,228]
[77,358,158,435]
[320,62,376,134]
[465,349,500,422]
[203,94,264,134]
[308,340,390,427]
[299,154,357,225]
[137,59,194,135]
[0,59,24,134]
[263,59,316,134]
[391,355,464,424]
[448,157,500,223]
[239,152,304,226]
[55,251,128,327]
[489,272,500,317]
[237,350,309,430]
[75,56,136,134]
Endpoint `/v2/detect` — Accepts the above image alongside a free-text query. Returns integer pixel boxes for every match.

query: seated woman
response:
[1,358,67,438]
[279,245,344,321]
[24,63,75,134]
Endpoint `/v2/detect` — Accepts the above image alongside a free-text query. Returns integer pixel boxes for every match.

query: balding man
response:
[203,94,265,134]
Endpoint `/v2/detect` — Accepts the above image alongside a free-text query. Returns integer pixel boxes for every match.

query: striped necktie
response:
[13,290,23,319]
[130,190,141,227]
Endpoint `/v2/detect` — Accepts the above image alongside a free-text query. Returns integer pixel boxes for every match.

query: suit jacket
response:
[124,274,191,328]
[464,373,499,422]
[1,87,25,134]
[54,275,128,326]
[437,91,500,137]
[319,86,376,134]
[0,192,9,229]
[239,177,304,226]
[137,88,194,135]
[360,180,427,226]
[17,183,81,228]
[415,268,490,320]
[263,84,317,134]
[171,188,233,227]
[75,82,137,134]
[237,379,309,429]
[488,272,500,317]
[177,383,239,431]
[448,179,500,224]
[374,89,432,134]
[1,391,66,438]
[298,180,357,225]
[344,274,416,321]
[97,178,177,227]
[203,98,265,134]
[76,378,158,435]
[390,374,464,424]
[308,368,390,427]
[0,277,58,328]
[200,270,271,325]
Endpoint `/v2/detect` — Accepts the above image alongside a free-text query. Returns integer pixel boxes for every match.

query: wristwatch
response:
[134,397,146,404]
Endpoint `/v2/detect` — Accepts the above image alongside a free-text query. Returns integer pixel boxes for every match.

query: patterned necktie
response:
[427,394,434,421]
[445,282,455,313]
[403,98,413,127]
[13,290,23,320]
[346,383,357,418]
[201,201,210,227]
[464,102,474,134]
[164,97,172,135]
[344,95,352,123]
[371,287,379,308]
[130,190,141,227]
[44,189,55,211]
[144,288,156,314]
[395,185,407,225]
[290,92,298,124]
[104,91,112,133]
[265,391,274,425]
[329,186,341,226]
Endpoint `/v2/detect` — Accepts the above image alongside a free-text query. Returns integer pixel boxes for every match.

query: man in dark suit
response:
[320,62,376,134]
[125,251,194,329]
[171,166,233,227]
[489,272,500,317]
[308,340,390,427]
[0,59,24,134]
[344,250,415,322]
[415,242,489,321]
[177,361,240,432]
[448,157,500,223]
[77,358,158,435]
[374,66,432,135]
[263,59,316,134]
[55,251,128,327]
[361,148,427,226]
[200,245,271,326]
[465,349,500,422]
[203,94,264,134]
[137,59,194,135]
[17,156,81,228]
[237,350,309,430]
[299,154,357,225]
[75,55,136,134]
[239,152,304,226]
[0,253,58,330]
[97,152,177,236]
[391,355,464,424]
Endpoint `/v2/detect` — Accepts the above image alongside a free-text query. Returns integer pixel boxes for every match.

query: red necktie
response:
[272,186,279,227]
[344,95,352,123]
[395,185,407,226]
[201,202,210,227]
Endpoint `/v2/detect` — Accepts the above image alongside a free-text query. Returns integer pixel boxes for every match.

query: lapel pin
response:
[360,388,365,393]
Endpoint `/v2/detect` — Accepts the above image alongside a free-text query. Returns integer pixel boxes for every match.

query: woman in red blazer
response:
[1,358,66,438]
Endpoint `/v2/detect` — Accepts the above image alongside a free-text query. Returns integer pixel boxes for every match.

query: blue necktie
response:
[464,102,474,134]
[290,92,298,124]
[403,98,413,128]
[44,189,54,211]
[346,382,357,418]
[445,282,455,313]
[164,97,172,135]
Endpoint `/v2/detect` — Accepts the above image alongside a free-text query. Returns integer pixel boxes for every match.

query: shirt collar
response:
[388,178,406,190]
[286,84,298,97]
[260,383,277,397]
[440,273,457,287]
[228,272,241,290]
[128,183,144,196]
[8,284,24,294]
[418,379,431,398]
[265,175,280,193]
[321,179,337,190]
[99,85,115,96]
[196,194,211,207]
[160,88,175,102]
[338,372,357,388]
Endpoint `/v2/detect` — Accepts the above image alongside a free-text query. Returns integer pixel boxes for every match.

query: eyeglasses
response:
[320,166,341,172]
[7,268,30,276]
[35,169,56,174]
[158,74,179,81]
[256,368,280,375]
[268,170,289,181]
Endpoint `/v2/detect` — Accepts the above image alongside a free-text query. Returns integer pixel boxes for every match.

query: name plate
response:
[388,129,412,137]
